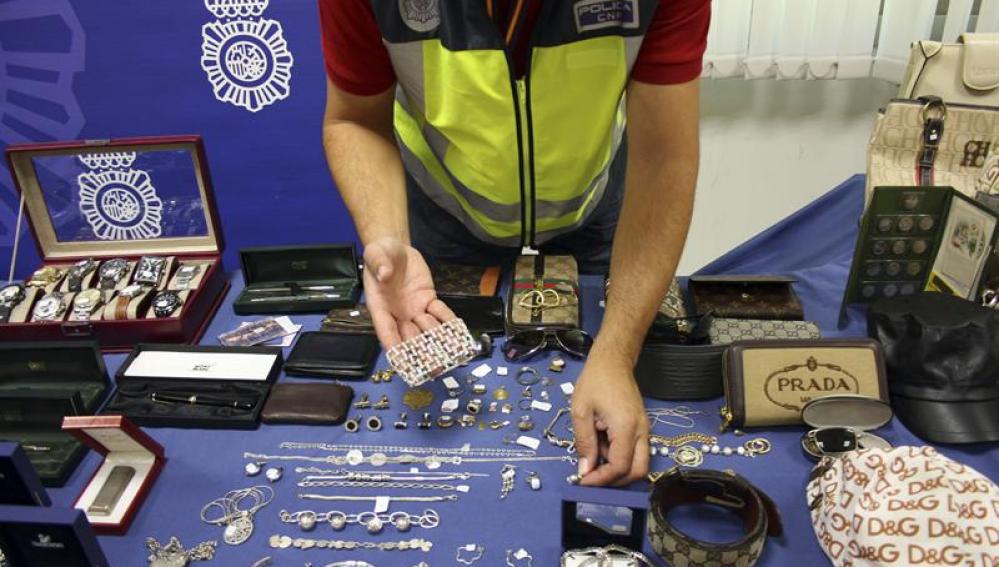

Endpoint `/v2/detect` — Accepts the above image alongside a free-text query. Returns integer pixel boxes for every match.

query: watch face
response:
[74,289,102,309]
[153,291,182,316]
[100,259,128,280]
[30,267,61,285]
[135,257,165,284]
[120,284,144,298]
[71,259,95,273]
[0,284,24,305]
[34,294,65,319]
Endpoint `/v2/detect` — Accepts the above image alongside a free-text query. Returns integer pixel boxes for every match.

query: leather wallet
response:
[284,332,380,379]
[708,318,820,345]
[260,383,353,425]
[321,305,374,334]
[506,254,580,331]
[431,263,502,296]
[439,294,504,336]
[689,275,805,320]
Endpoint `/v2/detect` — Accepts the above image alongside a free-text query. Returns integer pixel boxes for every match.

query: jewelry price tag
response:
[560,382,575,396]
[497,366,509,376]
[456,485,470,493]
[441,399,459,413]
[441,376,461,390]
[374,496,390,514]
[530,400,553,412]
[516,436,541,451]
[471,363,492,378]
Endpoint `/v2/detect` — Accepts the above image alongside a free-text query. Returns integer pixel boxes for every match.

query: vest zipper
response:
[516,78,535,247]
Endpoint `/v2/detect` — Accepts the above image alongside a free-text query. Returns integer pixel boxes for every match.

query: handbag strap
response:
[916,96,946,186]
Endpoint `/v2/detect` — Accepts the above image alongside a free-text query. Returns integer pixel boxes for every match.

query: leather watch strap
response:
[648,469,782,567]
[115,295,131,320]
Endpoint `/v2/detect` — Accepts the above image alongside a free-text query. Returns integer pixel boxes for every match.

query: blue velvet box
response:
[561,485,650,552]
[0,505,108,566]
[0,443,49,507]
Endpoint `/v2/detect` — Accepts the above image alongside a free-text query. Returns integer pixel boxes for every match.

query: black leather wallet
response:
[284,332,380,379]
[439,294,504,336]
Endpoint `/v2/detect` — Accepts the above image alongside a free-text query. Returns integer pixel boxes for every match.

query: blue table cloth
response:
[46,175,997,566]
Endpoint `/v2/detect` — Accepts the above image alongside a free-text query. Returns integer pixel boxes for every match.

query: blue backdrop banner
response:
[1,0,355,278]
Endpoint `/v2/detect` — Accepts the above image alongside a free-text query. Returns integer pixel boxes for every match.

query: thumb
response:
[571,402,598,479]
[364,239,405,283]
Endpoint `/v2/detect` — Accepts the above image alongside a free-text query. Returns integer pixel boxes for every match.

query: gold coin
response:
[403,387,434,410]
[492,386,510,401]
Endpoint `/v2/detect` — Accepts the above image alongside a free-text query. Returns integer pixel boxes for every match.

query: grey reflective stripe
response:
[624,36,644,70]
[385,40,426,112]
[398,140,523,246]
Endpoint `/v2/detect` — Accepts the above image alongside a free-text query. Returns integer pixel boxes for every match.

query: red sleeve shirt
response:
[318,0,710,96]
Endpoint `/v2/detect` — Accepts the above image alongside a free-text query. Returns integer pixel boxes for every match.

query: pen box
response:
[233,244,361,314]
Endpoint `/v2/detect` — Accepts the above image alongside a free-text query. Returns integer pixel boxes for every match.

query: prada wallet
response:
[284,332,380,379]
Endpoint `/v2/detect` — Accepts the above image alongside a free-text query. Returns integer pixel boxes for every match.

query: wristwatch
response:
[98,258,129,290]
[113,284,146,320]
[33,292,68,321]
[0,283,26,323]
[174,264,201,290]
[28,266,65,288]
[134,256,166,287]
[71,289,104,321]
[66,259,97,292]
[152,290,183,318]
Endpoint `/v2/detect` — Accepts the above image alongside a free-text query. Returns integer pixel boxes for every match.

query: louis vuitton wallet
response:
[690,275,805,321]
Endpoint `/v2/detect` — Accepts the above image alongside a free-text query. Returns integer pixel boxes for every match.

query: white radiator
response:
[702,0,999,81]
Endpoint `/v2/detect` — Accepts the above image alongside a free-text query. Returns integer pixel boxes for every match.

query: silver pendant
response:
[224,514,254,545]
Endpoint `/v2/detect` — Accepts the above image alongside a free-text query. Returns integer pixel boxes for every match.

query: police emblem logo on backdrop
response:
[200,0,294,113]
[77,152,164,241]
[399,0,439,33]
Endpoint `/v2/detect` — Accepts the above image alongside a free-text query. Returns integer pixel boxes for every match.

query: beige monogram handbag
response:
[866,97,999,204]
[898,33,999,106]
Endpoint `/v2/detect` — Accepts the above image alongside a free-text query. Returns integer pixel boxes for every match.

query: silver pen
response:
[249,293,341,302]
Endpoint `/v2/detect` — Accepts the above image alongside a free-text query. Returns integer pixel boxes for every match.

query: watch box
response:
[841,186,999,316]
[2,136,229,351]
[0,341,110,487]
[62,415,164,535]
[233,244,361,315]
[561,485,649,554]
[101,344,284,429]
[0,505,108,567]
[0,443,50,507]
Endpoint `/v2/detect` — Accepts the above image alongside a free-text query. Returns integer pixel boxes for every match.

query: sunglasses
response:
[502,328,593,362]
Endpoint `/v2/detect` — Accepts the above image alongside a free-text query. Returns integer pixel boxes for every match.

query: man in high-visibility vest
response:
[321,0,709,486]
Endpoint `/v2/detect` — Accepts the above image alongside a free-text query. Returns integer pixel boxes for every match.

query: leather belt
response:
[648,469,782,567]
[634,342,725,399]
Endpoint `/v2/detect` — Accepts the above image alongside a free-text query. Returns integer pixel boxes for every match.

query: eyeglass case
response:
[0,341,110,487]
[234,244,361,314]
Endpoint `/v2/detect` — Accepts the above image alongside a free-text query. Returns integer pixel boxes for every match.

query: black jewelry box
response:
[0,443,50,507]
[0,341,110,487]
[233,244,362,314]
[101,344,283,429]
[0,505,108,566]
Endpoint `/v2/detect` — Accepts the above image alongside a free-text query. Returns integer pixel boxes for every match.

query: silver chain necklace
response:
[279,508,440,533]
[298,479,469,492]
[277,442,535,458]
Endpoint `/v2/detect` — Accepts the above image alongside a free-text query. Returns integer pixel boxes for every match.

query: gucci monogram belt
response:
[648,469,782,567]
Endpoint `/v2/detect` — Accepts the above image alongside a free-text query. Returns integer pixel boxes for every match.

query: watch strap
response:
[0,305,11,323]
[648,469,781,567]
[115,295,132,320]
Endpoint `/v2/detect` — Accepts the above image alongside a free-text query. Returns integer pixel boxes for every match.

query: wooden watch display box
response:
[2,136,229,351]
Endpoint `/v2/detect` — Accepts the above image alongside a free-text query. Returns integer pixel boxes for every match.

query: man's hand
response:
[363,236,455,347]
[571,347,649,486]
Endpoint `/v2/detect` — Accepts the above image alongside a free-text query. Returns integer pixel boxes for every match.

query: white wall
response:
[677,78,898,273]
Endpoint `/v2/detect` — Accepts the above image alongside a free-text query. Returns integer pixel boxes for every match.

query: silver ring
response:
[365,416,382,432]
[516,366,541,386]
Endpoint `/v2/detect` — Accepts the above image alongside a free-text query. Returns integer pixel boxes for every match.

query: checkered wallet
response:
[708,318,821,345]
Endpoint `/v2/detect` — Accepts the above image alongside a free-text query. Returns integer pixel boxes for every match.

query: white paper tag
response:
[497,366,509,376]
[456,485,470,493]
[460,443,471,453]
[561,382,575,395]
[471,363,492,378]
[516,436,541,450]
[530,400,552,412]
[442,376,460,389]
[409,467,419,473]
[514,549,530,560]
[374,496,390,514]
[465,544,477,551]
[349,310,360,317]
[441,399,459,413]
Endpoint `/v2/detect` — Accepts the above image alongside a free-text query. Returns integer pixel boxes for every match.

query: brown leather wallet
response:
[260,383,353,425]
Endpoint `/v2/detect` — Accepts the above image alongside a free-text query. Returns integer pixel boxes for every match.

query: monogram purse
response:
[689,275,804,321]
[506,255,580,331]
[720,339,888,431]
[866,97,999,205]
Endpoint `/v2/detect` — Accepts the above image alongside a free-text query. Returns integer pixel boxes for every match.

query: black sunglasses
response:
[502,328,593,362]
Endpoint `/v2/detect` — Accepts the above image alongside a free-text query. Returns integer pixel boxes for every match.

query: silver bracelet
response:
[293,468,488,481]
[298,478,469,492]
[279,509,439,533]
[246,451,462,468]
[298,494,458,504]
[268,535,432,552]
[278,442,535,458]
[561,545,655,567]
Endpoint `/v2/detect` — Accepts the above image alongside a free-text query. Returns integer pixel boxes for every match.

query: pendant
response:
[224,514,254,545]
